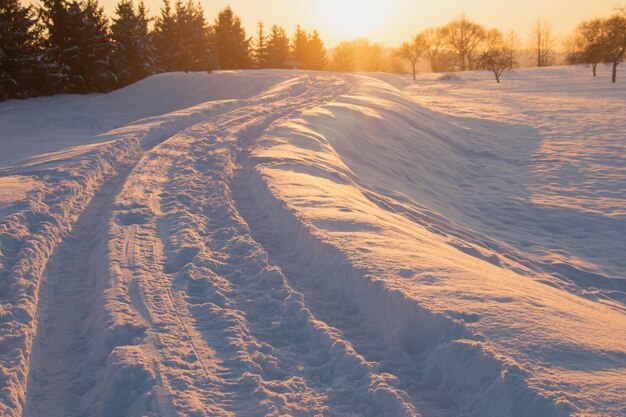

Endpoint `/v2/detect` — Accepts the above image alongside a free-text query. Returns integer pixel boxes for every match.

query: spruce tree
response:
[154,0,214,73]
[40,0,116,92]
[111,0,155,85]
[0,0,63,99]
[153,0,176,71]
[254,21,268,68]
[175,0,213,72]
[291,24,309,69]
[266,24,290,68]
[306,30,327,70]
[212,6,251,69]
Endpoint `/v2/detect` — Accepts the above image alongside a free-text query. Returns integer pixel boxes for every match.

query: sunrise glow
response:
[313,0,392,40]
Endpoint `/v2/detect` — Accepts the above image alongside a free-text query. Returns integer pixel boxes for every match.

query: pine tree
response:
[212,6,250,69]
[111,0,155,85]
[254,21,269,68]
[266,24,290,68]
[174,0,213,72]
[0,0,64,99]
[153,0,214,73]
[291,24,309,69]
[40,0,116,92]
[153,0,176,71]
[306,30,327,70]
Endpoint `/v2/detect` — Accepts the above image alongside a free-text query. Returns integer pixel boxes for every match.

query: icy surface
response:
[0,67,624,417]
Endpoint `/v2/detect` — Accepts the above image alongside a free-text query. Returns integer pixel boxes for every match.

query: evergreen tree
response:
[40,0,116,92]
[306,30,327,70]
[111,0,155,85]
[212,6,250,69]
[291,24,309,69]
[266,24,290,68]
[174,0,213,72]
[0,0,64,99]
[153,0,176,71]
[254,21,268,68]
[153,0,214,72]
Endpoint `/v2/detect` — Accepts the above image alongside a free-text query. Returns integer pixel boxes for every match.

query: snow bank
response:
[246,73,625,416]
[0,96,244,416]
[0,71,288,167]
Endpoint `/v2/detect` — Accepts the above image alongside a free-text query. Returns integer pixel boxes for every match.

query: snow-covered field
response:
[0,66,624,417]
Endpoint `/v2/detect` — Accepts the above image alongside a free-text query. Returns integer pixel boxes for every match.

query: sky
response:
[33,0,624,47]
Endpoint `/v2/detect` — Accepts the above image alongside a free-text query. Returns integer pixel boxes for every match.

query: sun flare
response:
[315,0,391,40]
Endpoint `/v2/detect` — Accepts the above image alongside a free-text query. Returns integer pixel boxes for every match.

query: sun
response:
[315,0,391,40]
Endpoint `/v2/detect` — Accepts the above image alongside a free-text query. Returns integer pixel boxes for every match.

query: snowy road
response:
[1,68,625,417]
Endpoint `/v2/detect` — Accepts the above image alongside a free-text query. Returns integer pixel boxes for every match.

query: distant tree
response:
[422,27,454,72]
[478,29,512,83]
[306,30,327,70]
[254,21,269,68]
[176,0,213,72]
[506,30,521,69]
[567,19,605,76]
[602,13,626,83]
[396,33,428,80]
[331,40,354,71]
[266,24,290,68]
[212,6,251,69]
[291,24,309,69]
[154,0,214,72]
[330,38,389,72]
[40,0,117,92]
[441,15,486,70]
[530,20,556,67]
[152,0,176,70]
[111,0,155,85]
[0,0,64,99]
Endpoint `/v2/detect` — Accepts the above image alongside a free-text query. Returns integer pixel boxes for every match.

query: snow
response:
[0,67,624,417]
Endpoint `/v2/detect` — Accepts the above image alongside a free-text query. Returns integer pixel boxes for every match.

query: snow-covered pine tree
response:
[40,0,116,92]
[266,24,290,69]
[254,21,269,69]
[0,0,64,99]
[212,6,251,69]
[111,0,155,85]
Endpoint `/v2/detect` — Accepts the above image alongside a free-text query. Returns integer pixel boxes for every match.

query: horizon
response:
[26,0,624,47]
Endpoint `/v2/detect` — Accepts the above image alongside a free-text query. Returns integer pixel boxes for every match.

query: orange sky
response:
[32,0,623,46]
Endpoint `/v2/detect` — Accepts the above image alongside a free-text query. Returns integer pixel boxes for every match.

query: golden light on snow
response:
[313,0,392,39]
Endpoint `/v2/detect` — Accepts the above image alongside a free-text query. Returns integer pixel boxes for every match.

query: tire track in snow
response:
[3,91,254,417]
[107,74,418,416]
[23,166,133,417]
[19,99,261,417]
[233,166,458,417]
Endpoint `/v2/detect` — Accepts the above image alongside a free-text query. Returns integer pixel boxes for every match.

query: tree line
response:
[397,10,625,83]
[2,1,625,100]
[396,15,550,83]
[0,0,328,100]
[566,9,626,83]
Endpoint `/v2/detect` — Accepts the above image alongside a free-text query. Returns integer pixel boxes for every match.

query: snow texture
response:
[0,67,624,417]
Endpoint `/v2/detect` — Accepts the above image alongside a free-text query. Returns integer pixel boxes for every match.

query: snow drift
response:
[0,67,624,417]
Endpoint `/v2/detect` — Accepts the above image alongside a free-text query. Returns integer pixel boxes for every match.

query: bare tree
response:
[506,30,521,69]
[396,34,428,80]
[442,14,486,71]
[567,19,605,76]
[530,20,556,67]
[422,27,454,72]
[478,29,512,83]
[603,13,626,83]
